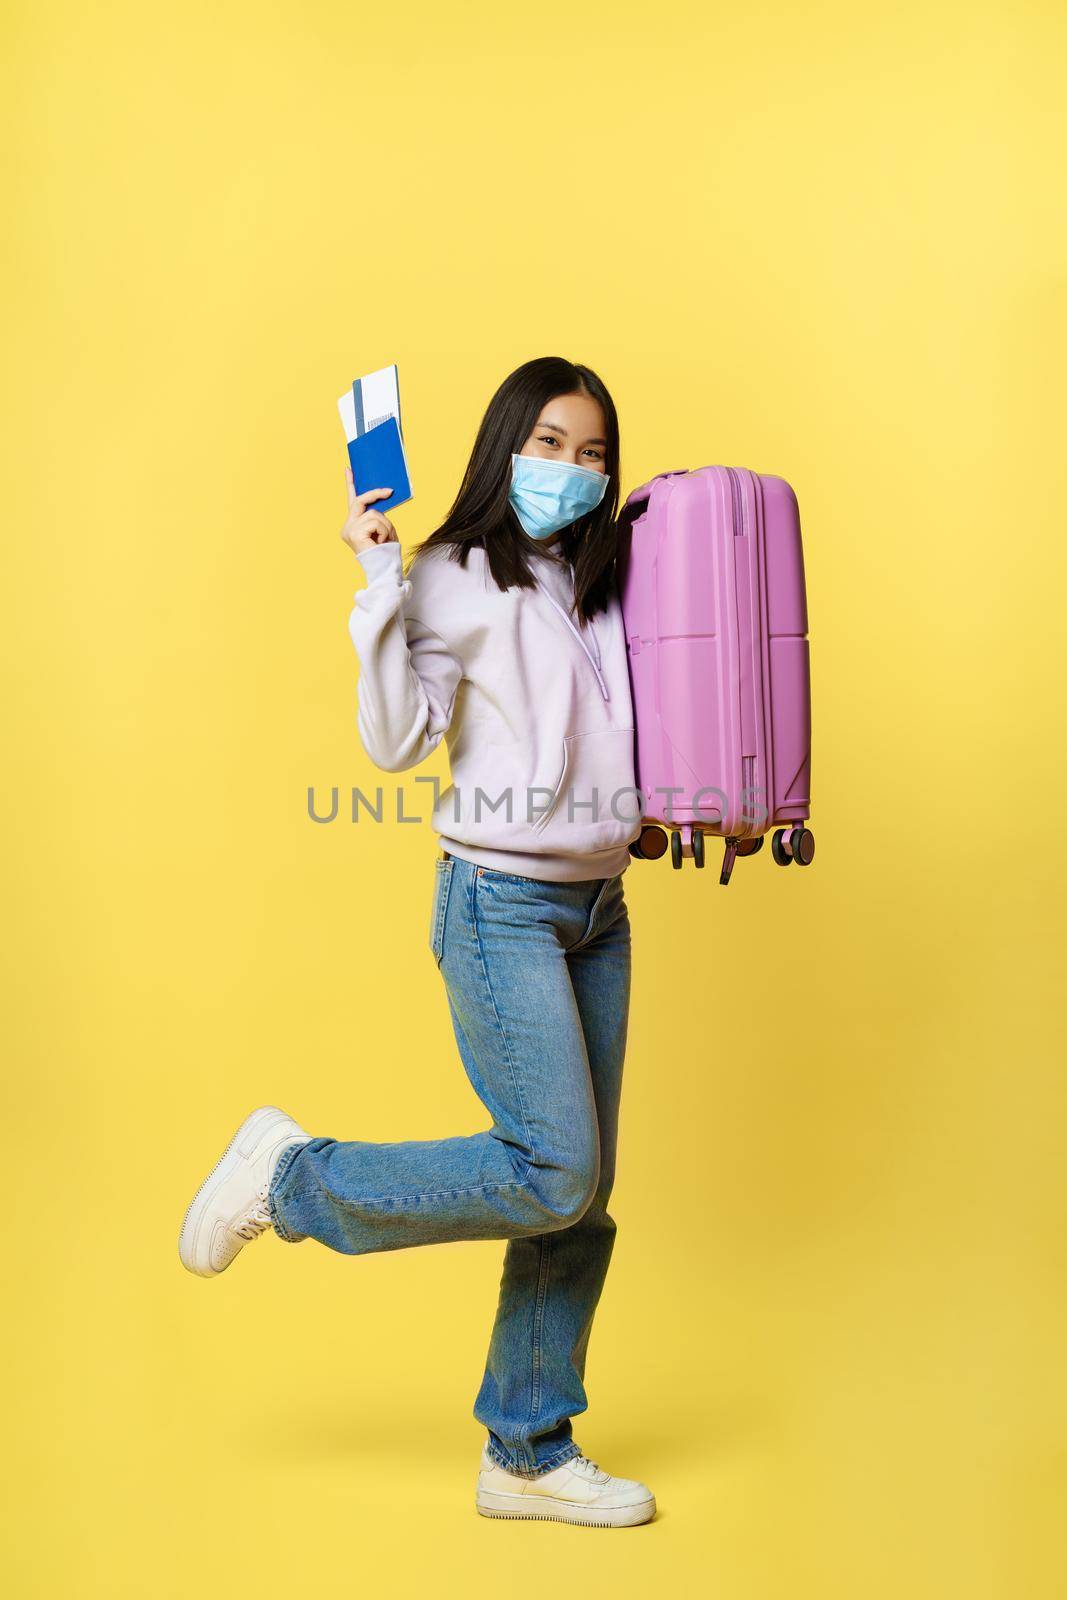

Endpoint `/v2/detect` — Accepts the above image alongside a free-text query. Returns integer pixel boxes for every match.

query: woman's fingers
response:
[341,505,399,553]
[353,485,394,513]
[345,468,393,514]
[340,445,398,549]
[364,511,398,543]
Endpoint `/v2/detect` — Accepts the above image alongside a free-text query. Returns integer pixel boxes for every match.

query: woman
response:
[179,356,655,1528]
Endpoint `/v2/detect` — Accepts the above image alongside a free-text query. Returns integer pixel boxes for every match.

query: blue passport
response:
[346,414,412,515]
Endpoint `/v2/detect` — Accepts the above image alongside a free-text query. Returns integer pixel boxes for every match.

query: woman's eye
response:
[534,433,602,460]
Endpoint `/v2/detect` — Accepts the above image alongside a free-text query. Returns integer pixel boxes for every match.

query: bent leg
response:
[267,856,600,1257]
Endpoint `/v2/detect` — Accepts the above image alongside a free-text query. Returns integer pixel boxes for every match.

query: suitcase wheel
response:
[791,826,815,866]
[772,826,815,867]
[670,830,683,869]
[692,830,706,869]
[629,825,668,861]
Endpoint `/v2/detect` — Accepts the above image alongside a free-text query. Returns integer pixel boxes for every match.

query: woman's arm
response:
[348,541,463,773]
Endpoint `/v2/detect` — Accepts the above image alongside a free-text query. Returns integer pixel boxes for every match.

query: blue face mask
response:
[508,452,609,539]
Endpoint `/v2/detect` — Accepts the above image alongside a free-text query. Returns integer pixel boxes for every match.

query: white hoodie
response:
[347,538,642,881]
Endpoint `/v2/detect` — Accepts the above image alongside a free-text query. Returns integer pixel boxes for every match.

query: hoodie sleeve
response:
[347,541,463,773]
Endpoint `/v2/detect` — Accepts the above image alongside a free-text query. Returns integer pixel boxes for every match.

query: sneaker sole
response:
[475,1490,656,1527]
[178,1105,295,1277]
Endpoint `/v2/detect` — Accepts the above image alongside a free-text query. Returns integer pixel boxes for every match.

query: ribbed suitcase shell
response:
[617,466,812,862]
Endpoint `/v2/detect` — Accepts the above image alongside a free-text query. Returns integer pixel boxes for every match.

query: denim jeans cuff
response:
[485,1437,582,1478]
[267,1138,311,1243]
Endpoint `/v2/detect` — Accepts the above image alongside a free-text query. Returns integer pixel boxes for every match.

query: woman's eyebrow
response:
[536,419,607,446]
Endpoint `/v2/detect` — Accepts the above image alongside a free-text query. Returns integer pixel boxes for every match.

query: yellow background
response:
[5,1,1066,1594]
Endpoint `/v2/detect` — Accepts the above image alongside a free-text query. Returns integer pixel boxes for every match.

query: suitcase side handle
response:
[620,469,689,517]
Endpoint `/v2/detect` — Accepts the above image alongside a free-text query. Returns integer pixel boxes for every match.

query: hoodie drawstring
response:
[532,576,610,702]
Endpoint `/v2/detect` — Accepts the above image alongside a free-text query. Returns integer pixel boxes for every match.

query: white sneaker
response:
[178,1105,312,1277]
[475,1444,656,1527]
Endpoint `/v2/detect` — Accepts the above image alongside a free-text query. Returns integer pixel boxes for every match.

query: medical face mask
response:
[508,452,609,539]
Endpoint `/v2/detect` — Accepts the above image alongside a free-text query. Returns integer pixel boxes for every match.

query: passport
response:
[345,414,412,515]
[337,363,413,514]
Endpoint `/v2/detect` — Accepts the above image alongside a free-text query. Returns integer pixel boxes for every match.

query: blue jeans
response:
[267,852,632,1477]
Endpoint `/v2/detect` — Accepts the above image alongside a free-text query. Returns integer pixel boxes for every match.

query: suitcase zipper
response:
[726,465,743,537]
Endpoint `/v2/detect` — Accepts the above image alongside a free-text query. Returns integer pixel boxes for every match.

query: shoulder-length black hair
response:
[405,356,622,624]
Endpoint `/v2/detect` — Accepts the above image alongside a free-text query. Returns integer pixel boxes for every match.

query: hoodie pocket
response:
[533,726,640,849]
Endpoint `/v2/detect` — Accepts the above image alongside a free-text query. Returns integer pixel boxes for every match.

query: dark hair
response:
[405,356,622,624]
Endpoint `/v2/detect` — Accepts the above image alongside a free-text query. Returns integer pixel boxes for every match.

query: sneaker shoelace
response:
[571,1456,611,1485]
[233,1184,272,1241]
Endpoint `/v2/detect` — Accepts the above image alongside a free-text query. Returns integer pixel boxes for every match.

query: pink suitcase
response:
[617,466,814,883]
